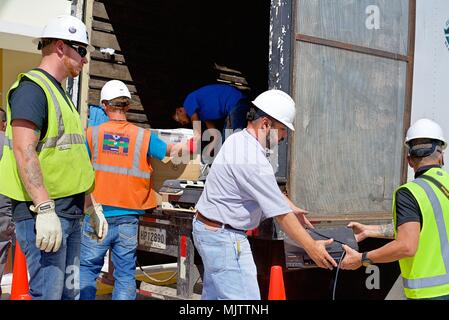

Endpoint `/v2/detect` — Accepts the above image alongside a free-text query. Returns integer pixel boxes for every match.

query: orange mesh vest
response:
[87,121,157,210]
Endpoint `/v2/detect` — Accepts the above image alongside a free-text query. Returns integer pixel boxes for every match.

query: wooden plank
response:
[93,1,109,20]
[214,63,243,75]
[92,20,114,33]
[126,112,149,124]
[91,48,126,64]
[79,0,95,130]
[218,73,248,85]
[89,78,136,93]
[91,30,121,51]
[89,59,132,82]
[88,88,144,111]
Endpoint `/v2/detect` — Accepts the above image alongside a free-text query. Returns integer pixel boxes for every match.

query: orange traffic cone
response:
[10,240,32,300]
[268,265,286,300]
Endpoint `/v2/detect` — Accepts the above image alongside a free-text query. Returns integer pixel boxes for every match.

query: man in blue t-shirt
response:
[173,84,250,148]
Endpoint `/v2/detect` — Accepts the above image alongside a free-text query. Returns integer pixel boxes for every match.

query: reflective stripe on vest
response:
[402,178,449,289]
[92,125,151,179]
[3,70,85,152]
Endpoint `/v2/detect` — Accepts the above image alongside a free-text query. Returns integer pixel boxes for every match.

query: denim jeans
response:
[80,215,138,300]
[192,218,260,300]
[222,98,250,142]
[15,216,82,300]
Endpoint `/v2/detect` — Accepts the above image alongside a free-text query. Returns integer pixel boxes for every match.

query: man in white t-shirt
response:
[193,89,337,300]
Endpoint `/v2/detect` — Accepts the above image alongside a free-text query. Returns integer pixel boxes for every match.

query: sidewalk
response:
[0,272,12,300]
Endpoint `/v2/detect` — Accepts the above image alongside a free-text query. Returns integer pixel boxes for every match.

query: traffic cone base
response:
[10,240,32,300]
[268,265,286,300]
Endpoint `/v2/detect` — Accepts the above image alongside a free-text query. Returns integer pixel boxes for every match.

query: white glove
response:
[88,203,108,241]
[30,200,62,253]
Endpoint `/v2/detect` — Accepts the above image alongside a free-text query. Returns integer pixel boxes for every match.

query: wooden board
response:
[89,59,132,82]
[89,78,136,93]
[88,88,144,111]
[93,1,109,20]
[91,50,126,64]
[91,30,121,51]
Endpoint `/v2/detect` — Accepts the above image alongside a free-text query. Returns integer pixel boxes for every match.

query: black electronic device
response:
[284,226,358,269]
[159,179,205,213]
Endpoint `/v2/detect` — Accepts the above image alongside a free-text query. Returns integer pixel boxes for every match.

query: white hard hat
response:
[405,118,447,149]
[100,80,131,104]
[33,15,94,52]
[252,89,296,131]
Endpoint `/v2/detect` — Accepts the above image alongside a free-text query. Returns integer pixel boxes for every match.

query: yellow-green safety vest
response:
[393,167,449,299]
[0,69,94,201]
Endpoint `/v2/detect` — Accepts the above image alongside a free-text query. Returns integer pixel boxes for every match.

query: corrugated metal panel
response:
[290,0,413,218]
[297,0,409,55]
[291,42,406,215]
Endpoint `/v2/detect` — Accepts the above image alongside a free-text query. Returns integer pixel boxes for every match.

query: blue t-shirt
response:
[88,105,109,128]
[183,84,244,121]
[86,129,167,217]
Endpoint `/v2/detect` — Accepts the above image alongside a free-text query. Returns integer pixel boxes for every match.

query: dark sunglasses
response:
[64,41,88,58]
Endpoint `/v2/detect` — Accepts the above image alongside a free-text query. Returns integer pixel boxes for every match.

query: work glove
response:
[30,200,62,253]
[86,203,108,241]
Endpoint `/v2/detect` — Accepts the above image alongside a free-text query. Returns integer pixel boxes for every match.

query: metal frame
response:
[137,211,201,300]
[401,0,417,184]
[269,0,294,183]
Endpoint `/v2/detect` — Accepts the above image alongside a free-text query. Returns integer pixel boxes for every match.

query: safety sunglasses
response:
[64,41,88,58]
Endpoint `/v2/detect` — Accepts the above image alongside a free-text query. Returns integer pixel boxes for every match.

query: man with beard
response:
[192,89,337,299]
[0,15,99,299]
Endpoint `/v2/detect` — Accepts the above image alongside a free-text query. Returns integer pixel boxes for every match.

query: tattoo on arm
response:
[24,143,43,189]
[379,223,394,239]
[17,129,45,197]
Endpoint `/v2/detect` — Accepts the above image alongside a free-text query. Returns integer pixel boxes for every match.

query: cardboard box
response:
[149,128,201,205]
[150,155,202,205]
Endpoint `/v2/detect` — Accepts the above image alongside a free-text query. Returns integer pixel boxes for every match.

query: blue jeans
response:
[222,98,250,142]
[15,217,82,300]
[80,215,138,300]
[192,218,260,300]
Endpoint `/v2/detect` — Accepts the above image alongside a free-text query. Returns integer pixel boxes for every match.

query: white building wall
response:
[0,0,72,53]
[409,0,449,178]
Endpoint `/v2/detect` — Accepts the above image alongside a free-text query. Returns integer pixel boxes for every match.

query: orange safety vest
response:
[86,121,157,210]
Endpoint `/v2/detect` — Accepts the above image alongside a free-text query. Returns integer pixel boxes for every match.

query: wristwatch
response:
[361,252,373,267]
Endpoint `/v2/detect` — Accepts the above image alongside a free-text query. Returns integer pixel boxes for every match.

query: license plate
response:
[139,226,166,250]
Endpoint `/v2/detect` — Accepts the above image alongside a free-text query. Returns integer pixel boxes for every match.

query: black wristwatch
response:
[361,252,373,267]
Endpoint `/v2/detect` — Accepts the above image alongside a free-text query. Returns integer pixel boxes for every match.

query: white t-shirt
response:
[196,129,291,230]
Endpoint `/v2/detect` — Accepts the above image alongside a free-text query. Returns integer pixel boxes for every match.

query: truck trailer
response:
[81,0,449,300]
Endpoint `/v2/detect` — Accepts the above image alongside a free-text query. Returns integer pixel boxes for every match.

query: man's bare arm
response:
[12,119,49,205]
[348,222,394,242]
